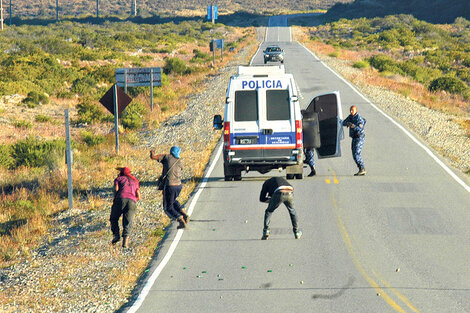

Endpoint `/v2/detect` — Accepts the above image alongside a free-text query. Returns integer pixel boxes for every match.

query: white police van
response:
[214,65,343,181]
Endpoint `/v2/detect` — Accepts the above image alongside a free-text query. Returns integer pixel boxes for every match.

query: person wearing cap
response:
[110,167,141,248]
[150,146,189,228]
[259,176,302,240]
[342,105,367,176]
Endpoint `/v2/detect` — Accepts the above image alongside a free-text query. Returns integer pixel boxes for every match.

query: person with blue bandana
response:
[150,146,189,228]
[342,105,367,176]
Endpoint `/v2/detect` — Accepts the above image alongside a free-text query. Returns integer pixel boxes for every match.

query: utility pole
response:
[56,0,59,22]
[9,0,11,25]
[131,0,137,16]
[96,0,99,18]
[1,0,4,31]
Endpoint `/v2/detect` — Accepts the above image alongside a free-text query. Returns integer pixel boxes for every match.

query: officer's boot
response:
[261,229,270,240]
[177,216,187,229]
[180,209,190,223]
[355,168,366,176]
[308,165,316,177]
[122,236,129,248]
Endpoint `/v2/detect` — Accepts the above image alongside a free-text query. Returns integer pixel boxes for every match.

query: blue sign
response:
[207,5,218,20]
[216,39,224,49]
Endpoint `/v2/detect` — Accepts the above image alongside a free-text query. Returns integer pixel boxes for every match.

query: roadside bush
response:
[71,76,97,96]
[22,91,49,107]
[428,76,468,94]
[80,130,106,146]
[353,60,369,69]
[368,54,404,75]
[76,100,106,124]
[190,49,211,63]
[10,136,65,169]
[121,101,148,130]
[35,114,52,123]
[13,120,33,129]
[163,57,190,75]
[0,145,14,169]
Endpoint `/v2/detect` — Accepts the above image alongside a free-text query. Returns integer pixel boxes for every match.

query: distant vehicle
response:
[213,65,344,181]
[263,46,284,64]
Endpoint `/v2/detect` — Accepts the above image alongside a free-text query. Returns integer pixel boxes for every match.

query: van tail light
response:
[295,120,303,149]
[224,122,231,149]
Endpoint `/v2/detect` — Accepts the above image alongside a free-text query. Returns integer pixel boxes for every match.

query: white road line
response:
[127,145,224,313]
[297,41,470,193]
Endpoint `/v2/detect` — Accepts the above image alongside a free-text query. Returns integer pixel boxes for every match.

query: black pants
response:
[110,197,136,238]
[163,184,183,220]
[263,191,298,232]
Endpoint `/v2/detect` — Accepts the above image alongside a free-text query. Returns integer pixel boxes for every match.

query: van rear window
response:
[266,89,290,120]
[235,90,258,121]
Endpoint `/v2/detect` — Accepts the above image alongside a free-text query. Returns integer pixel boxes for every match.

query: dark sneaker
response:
[294,230,302,239]
[354,168,366,176]
[111,235,120,245]
[122,236,129,248]
[261,229,270,240]
[180,209,190,223]
[177,216,187,229]
[308,167,316,177]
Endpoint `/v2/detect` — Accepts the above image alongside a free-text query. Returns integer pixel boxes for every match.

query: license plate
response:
[239,138,253,144]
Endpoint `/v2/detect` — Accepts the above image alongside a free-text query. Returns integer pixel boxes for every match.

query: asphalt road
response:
[128,16,470,313]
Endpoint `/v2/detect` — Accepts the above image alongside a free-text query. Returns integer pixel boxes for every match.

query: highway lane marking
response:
[325,170,339,184]
[297,41,470,194]
[371,269,420,313]
[332,193,420,313]
[127,145,224,313]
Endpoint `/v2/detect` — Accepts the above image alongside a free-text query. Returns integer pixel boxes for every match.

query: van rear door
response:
[304,91,343,158]
[230,89,262,158]
[259,88,295,158]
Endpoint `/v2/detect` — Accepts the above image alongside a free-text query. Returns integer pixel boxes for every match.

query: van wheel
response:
[286,174,294,180]
[234,175,242,181]
[295,173,303,179]
[224,176,233,181]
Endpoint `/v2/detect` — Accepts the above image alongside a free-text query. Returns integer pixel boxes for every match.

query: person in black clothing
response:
[259,177,302,240]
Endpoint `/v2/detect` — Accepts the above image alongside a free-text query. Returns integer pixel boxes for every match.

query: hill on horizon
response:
[2,0,353,19]
[326,0,470,24]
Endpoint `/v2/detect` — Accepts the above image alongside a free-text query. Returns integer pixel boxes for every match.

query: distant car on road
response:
[263,46,284,64]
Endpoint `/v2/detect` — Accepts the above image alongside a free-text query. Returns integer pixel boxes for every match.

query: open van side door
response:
[304,91,344,158]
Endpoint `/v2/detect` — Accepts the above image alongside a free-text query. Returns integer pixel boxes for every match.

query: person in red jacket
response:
[110,167,141,248]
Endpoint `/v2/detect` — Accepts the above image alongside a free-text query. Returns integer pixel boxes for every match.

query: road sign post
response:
[65,109,73,209]
[207,5,218,24]
[113,84,119,154]
[99,84,132,155]
[150,68,154,111]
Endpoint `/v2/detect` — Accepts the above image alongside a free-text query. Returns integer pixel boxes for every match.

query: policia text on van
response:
[214,65,344,181]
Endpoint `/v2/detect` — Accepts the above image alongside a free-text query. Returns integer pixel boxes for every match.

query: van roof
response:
[237,65,286,77]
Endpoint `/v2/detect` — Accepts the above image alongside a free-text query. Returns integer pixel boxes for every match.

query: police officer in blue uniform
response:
[304,148,316,176]
[342,105,366,176]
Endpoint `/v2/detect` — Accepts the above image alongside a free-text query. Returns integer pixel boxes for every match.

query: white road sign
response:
[115,67,162,87]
